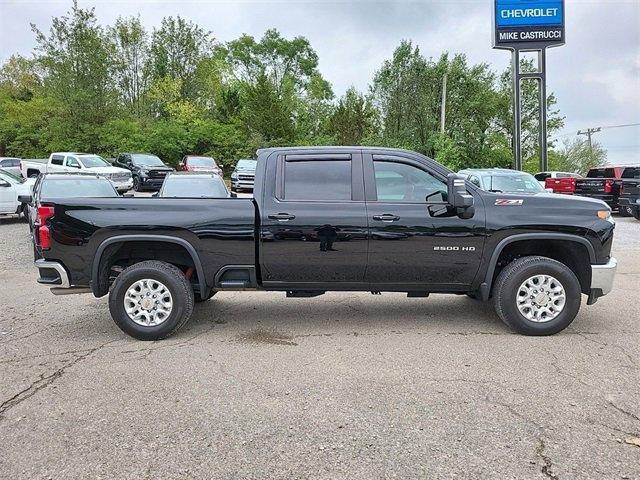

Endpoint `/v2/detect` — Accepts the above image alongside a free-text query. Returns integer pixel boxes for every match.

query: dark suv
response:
[114,153,173,191]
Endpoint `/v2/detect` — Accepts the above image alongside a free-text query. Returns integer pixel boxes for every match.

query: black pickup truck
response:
[31,147,617,340]
[618,166,640,220]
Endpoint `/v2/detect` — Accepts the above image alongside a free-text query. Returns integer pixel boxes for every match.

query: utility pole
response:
[440,73,447,134]
[577,127,602,152]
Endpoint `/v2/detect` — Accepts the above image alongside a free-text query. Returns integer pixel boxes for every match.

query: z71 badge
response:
[495,199,524,206]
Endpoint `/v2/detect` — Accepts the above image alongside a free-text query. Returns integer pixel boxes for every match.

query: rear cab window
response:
[50,155,64,166]
[41,178,118,198]
[587,168,616,178]
[282,157,352,201]
[621,167,640,179]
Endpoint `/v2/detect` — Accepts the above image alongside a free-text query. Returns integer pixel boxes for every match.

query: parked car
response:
[534,171,582,188]
[30,146,616,341]
[178,156,223,176]
[573,165,627,210]
[458,168,545,194]
[231,159,257,192]
[20,153,133,193]
[21,173,119,231]
[114,153,173,192]
[0,168,34,220]
[0,157,22,177]
[157,172,232,198]
[618,166,640,220]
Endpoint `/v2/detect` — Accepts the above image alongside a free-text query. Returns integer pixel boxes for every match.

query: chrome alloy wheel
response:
[516,275,566,323]
[124,279,173,326]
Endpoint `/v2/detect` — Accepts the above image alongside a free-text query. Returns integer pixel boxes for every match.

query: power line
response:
[550,122,640,140]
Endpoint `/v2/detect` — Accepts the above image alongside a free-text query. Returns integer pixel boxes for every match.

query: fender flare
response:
[91,234,208,299]
[479,233,596,301]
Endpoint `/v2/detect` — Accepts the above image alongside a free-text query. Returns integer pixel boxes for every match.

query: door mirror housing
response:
[18,194,33,204]
[0,180,10,187]
[447,173,474,208]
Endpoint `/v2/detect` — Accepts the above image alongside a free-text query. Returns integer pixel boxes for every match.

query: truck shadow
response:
[187,294,508,337]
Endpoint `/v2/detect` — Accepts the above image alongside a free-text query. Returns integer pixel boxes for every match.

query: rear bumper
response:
[588,257,617,304]
[34,259,90,295]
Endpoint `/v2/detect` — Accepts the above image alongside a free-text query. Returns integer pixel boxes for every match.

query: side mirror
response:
[18,194,33,204]
[152,192,159,197]
[0,180,10,187]
[447,173,474,209]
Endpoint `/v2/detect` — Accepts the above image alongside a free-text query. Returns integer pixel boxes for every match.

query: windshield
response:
[131,154,165,167]
[187,157,216,167]
[161,176,228,198]
[0,168,26,184]
[236,159,257,170]
[483,174,544,193]
[41,178,118,198]
[78,155,110,168]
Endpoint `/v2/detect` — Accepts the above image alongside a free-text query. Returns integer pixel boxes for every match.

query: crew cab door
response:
[363,153,485,288]
[260,151,368,285]
[48,154,66,173]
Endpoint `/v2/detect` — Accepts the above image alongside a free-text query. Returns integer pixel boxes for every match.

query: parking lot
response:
[0,214,638,479]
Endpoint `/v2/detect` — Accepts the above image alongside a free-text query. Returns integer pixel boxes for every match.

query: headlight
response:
[597,210,611,220]
[140,169,149,176]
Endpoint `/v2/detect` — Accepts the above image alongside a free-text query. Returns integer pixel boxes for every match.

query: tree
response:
[148,16,212,99]
[30,0,118,151]
[329,87,376,145]
[547,138,607,175]
[110,16,149,115]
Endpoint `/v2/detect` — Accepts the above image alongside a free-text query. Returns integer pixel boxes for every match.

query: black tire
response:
[195,291,217,303]
[133,176,142,192]
[108,260,194,340]
[619,205,632,217]
[493,256,581,336]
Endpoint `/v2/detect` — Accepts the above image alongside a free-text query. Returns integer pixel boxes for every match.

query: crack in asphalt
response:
[0,339,117,419]
[574,332,637,369]
[486,396,559,479]
[607,398,640,423]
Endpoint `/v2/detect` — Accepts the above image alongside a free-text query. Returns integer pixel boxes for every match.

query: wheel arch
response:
[91,235,207,300]
[479,233,595,301]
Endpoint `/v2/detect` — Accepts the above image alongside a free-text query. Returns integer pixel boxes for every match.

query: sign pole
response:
[538,48,548,172]
[511,50,522,171]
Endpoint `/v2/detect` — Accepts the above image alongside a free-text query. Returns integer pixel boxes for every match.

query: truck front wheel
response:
[108,260,194,340]
[493,256,581,336]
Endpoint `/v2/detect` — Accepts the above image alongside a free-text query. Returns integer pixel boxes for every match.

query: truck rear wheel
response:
[493,256,581,336]
[108,260,194,340]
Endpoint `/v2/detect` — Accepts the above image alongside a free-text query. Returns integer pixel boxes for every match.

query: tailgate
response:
[575,178,607,194]
[622,179,640,196]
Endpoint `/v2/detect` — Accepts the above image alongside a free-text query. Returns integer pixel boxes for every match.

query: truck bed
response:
[40,197,257,288]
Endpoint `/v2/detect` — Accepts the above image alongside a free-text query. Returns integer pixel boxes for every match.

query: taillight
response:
[569,178,576,192]
[604,179,613,193]
[37,205,54,250]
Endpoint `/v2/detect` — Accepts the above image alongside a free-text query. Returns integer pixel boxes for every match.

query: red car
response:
[178,156,223,176]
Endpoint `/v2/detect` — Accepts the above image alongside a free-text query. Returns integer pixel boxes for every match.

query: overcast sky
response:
[1,0,638,164]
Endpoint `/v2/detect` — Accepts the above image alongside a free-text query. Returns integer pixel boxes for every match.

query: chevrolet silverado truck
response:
[574,166,628,210]
[31,147,617,340]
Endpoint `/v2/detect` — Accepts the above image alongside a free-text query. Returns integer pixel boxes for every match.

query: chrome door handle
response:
[268,213,296,221]
[372,214,400,222]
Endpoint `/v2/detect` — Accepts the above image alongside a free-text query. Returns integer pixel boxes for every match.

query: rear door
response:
[260,150,368,285]
[363,153,485,288]
[48,154,66,173]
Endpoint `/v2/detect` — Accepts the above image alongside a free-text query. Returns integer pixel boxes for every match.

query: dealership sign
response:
[493,0,565,48]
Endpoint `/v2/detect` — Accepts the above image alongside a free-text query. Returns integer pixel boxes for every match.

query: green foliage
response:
[0,3,585,174]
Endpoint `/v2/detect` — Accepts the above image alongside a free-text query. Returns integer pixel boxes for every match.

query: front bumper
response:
[588,257,617,304]
[113,180,133,192]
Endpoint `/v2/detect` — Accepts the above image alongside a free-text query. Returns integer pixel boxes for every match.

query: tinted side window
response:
[284,160,351,201]
[373,161,446,203]
[622,168,640,179]
[534,173,550,181]
[51,155,64,166]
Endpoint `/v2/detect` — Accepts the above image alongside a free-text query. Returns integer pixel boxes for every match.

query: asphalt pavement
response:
[0,215,638,479]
